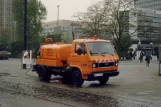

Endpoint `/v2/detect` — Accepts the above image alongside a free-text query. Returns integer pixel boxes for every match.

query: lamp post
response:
[24,0,27,50]
[23,0,28,69]
[71,22,75,40]
[57,5,60,33]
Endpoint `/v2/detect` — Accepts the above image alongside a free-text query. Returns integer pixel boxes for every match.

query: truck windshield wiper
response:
[101,52,114,56]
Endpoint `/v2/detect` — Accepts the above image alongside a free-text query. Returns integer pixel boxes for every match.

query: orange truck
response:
[32,35,119,87]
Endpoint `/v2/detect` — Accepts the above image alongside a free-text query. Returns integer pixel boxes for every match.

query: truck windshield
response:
[87,42,115,56]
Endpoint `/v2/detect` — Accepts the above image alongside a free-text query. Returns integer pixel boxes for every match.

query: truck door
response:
[71,43,90,74]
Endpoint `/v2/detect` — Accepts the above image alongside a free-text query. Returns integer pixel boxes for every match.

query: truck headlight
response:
[92,64,96,68]
[115,62,118,66]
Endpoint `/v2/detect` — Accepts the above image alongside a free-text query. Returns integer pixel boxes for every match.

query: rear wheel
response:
[71,69,84,87]
[98,77,109,85]
[37,66,51,82]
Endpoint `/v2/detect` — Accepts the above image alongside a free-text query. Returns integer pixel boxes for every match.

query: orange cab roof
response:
[73,38,110,43]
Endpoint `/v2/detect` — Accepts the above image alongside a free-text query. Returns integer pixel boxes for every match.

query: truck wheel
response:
[71,69,84,87]
[98,77,109,85]
[37,66,51,82]
[62,72,72,85]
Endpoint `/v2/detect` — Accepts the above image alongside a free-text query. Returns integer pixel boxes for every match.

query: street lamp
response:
[23,0,28,69]
[24,0,27,50]
[71,22,75,40]
[57,5,60,33]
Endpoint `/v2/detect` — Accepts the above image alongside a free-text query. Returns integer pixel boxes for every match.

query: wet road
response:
[0,58,161,107]
[0,89,72,107]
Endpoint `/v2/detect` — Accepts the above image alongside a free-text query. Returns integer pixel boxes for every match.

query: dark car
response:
[0,51,11,60]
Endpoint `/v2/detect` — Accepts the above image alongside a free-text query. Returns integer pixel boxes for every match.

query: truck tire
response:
[98,77,109,85]
[37,66,51,82]
[71,69,84,87]
[62,72,72,85]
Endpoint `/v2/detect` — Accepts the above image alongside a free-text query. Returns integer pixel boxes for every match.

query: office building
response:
[134,0,161,10]
[0,0,14,40]
[42,20,83,39]
[121,8,161,51]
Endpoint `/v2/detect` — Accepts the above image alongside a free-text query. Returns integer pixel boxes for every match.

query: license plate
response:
[94,73,103,77]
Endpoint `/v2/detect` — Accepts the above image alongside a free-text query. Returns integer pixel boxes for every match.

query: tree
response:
[74,1,110,39]
[61,32,73,43]
[112,34,132,58]
[47,33,62,43]
[0,28,12,51]
[74,0,134,56]
[103,0,134,56]
[12,0,47,49]
[38,36,46,43]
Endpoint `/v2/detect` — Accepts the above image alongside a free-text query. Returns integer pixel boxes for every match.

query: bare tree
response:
[73,1,110,38]
[99,0,134,57]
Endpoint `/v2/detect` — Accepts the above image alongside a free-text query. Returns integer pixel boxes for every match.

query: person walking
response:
[139,51,144,63]
[145,51,152,67]
[133,51,136,60]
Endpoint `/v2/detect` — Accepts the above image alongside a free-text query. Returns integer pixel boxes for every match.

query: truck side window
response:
[81,43,87,55]
[75,43,87,55]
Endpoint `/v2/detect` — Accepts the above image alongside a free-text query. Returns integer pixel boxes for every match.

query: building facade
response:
[42,20,83,39]
[122,8,161,51]
[0,0,15,40]
[131,0,161,53]
[134,0,161,10]
[129,8,161,40]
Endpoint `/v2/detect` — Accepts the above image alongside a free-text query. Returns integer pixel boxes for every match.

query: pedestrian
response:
[133,51,136,60]
[145,51,152,67]
[139,51,144,63]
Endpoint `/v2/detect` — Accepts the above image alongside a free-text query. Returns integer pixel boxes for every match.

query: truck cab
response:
[33,36,119,87]
[67,36,119,85]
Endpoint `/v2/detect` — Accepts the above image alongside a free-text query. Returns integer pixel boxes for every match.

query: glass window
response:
[75,43,87,55]
[87,42,115,56]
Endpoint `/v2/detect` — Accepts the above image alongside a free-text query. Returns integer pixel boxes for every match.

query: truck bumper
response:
[87,71,119,81]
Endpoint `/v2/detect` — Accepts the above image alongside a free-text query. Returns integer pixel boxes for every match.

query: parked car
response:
[0,51,11,60]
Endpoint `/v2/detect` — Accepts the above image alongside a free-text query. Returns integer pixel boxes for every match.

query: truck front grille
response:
[98,62,115,68]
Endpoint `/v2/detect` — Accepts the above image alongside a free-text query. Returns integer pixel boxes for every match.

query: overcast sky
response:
[40,0,100,22]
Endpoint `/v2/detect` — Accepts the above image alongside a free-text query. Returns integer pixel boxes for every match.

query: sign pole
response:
[23,0,28,69]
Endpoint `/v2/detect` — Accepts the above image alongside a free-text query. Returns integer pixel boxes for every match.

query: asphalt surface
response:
[0,90,72,107]
[0,57,161,107]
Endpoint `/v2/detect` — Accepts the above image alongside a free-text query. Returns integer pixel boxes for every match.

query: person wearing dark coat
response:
[139,51,144,63]
[145,51,152,67]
